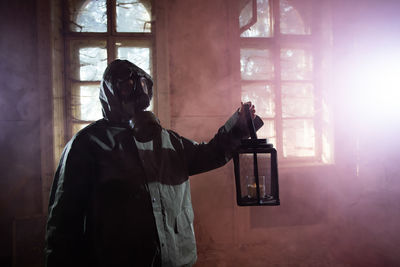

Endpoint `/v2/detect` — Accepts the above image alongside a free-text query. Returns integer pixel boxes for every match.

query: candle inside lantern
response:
[246,176,266,199]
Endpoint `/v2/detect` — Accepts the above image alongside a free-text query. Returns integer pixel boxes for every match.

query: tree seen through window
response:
[66,0,153,136]
[239,0,333,163]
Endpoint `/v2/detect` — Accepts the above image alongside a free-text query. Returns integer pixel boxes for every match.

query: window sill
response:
[278,160,336,174]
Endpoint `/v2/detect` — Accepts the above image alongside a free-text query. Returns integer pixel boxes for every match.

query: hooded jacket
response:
[45,60,256,267]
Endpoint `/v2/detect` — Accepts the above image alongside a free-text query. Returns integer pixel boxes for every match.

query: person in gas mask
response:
[45,59,262,267]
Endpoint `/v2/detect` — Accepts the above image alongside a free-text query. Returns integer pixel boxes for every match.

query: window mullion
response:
[107,0,116,62]
[272,0,279,37]
[274,44,283,160]
[107,0,114,34]
[64,39,73,145]
[272,0,284,160]
[107,36,116,63]
[313,46,323,162]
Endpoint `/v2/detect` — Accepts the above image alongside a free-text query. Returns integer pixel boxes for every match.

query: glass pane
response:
[117,0,151,32]
[282,83,314,118]
[117,45,151,75]
[72,85,103,121]
[283,119,315,157]
[281,49,313,80]
[240,0,272,37]
[79,47,108,81]
[69,0,107,32]
[238,153,272,201]
[322,132,333,164]
[241,49,274,80]
[280,0,311,35]
[256,119,276,147]
[239,0,253,29]
[241,83,275,117]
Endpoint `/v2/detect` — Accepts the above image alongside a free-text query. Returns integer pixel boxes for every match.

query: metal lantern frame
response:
[233,105,280,206]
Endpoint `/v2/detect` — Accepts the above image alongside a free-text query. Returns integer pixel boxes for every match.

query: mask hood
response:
[99,59,153,123]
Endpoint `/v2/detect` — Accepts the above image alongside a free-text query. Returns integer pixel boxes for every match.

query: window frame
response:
[239,0,331,165]
[62,0,156,139]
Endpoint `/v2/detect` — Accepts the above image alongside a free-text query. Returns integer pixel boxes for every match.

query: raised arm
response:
[179,103,262,176]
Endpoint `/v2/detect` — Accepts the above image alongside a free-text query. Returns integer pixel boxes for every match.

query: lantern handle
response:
[243,103,257,140]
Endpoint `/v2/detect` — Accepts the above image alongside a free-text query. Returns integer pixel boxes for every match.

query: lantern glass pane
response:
[238,153,272,200]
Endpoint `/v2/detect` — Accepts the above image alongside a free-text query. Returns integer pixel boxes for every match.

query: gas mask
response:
[115,67,153,117]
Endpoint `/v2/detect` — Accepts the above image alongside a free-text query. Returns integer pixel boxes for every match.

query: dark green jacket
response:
[45,112,248,267]
[45,60,256,267]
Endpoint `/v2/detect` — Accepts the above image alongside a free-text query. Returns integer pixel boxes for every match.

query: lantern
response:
[233,105,280,206]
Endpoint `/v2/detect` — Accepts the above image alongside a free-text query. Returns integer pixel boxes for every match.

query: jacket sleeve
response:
[45,134,93,267]
[179,111,259,176]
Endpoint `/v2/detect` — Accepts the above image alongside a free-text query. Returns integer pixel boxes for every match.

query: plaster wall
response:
[0,0,44,266]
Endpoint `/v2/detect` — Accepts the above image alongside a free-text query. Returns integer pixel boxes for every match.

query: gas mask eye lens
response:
[140,77,148,94]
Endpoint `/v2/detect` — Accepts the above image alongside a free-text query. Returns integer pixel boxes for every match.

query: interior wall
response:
[167,1,239,264]
[0,0,44,266]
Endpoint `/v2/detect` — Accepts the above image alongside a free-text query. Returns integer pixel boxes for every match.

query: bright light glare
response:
[352,51,400,122]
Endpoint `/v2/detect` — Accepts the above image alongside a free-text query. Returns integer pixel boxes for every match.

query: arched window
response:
[64,0,154,136]
[239,0,333,164]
